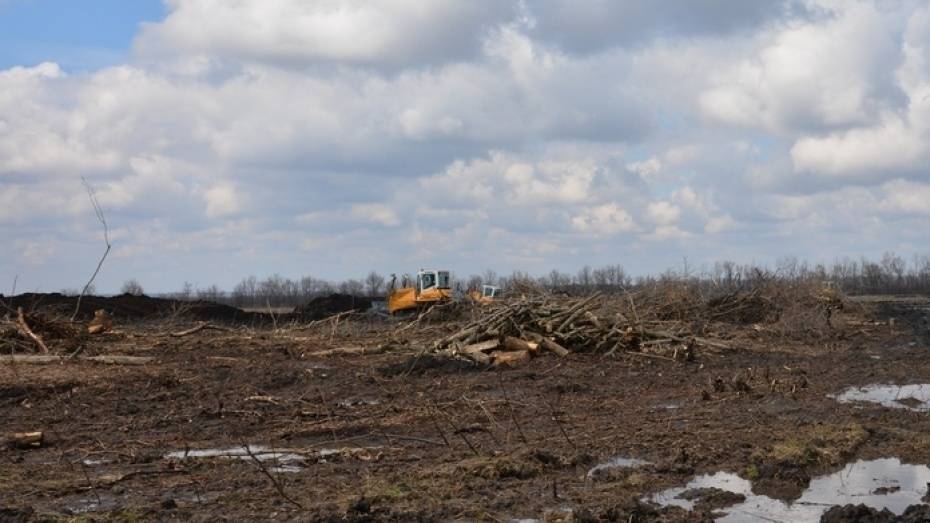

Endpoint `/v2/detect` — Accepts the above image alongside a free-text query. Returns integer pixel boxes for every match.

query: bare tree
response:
[72,178,111,321]
[364,271,386,296]
[121,279,145,296]
[196,284,224,302]
[339,279,365,296]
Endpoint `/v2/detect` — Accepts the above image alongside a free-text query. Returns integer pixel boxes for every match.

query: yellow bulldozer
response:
[387,269,454,314]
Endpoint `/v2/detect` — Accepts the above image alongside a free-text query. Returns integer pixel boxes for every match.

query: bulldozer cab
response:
[388,269,453,314]
[418,270,451,293]
[481,285,501,298]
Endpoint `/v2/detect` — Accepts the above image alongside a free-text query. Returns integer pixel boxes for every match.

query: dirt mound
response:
[819,504,900,522]
[2,293,262,324]
[295,294,372,320]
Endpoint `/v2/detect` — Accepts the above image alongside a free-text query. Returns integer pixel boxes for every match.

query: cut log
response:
[461,339,500,355]
[455,347,490,365]
[540,338,570,357]
[5,431,43,449]
[490,350,531,367]
[87,309,113,334]
[502,336,535,354]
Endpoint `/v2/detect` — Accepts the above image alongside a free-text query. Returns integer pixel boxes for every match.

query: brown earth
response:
[2,295,930,521]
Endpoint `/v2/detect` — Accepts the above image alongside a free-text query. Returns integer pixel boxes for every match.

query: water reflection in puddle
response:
[165,445,305,472]
[831,384,930,411]
[647,458,930,522]
[586,456,652,478]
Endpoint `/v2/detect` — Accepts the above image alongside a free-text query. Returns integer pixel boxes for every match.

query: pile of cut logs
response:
[432,292,727,365]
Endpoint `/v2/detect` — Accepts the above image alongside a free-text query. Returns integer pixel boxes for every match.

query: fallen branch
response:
[246,395,281,405]
[15,307,49,353]
[3,355,154,365]
[239,441,303,509]
[4,431,43,449]
[301,310,357,331]
[170,322,231,337]
[310,343,416,357]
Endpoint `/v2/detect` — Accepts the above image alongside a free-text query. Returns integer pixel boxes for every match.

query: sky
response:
[2,0,930,293]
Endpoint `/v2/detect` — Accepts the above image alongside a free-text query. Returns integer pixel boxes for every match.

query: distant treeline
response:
[138,252,930,308]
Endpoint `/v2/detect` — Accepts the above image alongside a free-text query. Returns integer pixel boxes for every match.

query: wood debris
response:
[86,309,113,334]
[4,431,43,449]
[431,292,723,365]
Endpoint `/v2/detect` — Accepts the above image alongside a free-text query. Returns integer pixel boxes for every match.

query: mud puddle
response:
[831,384,930,411]
[647,458,930,521]
[165,445,305,473]
[586,456,651,478]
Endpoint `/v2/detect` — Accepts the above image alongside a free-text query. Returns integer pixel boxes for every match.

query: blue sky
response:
[0,0,163,70]
[2,0,930,293]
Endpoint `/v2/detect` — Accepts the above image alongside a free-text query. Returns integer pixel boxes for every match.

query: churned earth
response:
[2,295,930,522]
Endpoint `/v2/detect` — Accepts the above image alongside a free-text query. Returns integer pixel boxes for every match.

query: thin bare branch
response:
[72,178,111,322]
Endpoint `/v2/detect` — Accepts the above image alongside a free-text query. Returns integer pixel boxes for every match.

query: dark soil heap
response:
[294,293,372,320]
[2,293,260,323]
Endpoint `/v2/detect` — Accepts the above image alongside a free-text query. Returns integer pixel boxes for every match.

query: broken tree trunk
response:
[15,307,49,353]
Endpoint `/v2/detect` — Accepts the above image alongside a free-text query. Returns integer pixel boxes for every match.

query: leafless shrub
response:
[72,178,110,322]
[120,279,145,296]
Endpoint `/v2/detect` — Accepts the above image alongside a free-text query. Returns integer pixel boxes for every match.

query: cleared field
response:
[2,291,929,521]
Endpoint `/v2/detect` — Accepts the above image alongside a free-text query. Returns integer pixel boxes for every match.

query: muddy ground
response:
[2,295,930,522]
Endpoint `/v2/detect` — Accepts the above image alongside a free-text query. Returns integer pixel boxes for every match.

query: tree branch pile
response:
[428,280,845,364]
[2,308,83,354]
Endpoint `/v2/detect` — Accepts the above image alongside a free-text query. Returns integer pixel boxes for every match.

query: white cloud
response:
[704,214,737,234]
[350,203,401,227]
[879,180,930,215]
[790,117,925,178]
[571,203,635,235]
[627,157,661,178]
[19,239,57,266]
[203,184,241,218]
[699,1,902,133]
[137,0,512,68]
[4,0,930,291]
[643,225,691,242]
[646,201,681,225]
